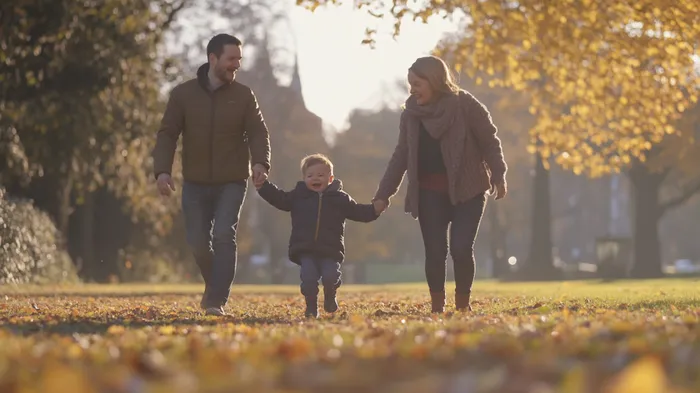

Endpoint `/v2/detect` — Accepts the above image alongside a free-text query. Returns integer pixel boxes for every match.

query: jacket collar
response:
[196,63,234,92]
[293,179,343,195]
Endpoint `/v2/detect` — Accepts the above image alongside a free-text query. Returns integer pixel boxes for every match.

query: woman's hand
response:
[492,180,507,200]
[373,199,389,215]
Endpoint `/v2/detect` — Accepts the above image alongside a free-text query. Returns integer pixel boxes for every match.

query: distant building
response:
[235,38,328,283]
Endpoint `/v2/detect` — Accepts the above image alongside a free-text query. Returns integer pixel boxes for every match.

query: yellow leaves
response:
[349,313,366,326]
[40,362,96,393]
[4,283,700,391]
[665,45,680,57]
[605,357,667,393]
[302,0,699,177]
[573,105,591,116]
[646,47,660,57]
[277,337,314,361]
[107,325,126,335]
[586,11,597,24]
[157,325,176,335]
[523,69,541,80]
[560,365,586,393]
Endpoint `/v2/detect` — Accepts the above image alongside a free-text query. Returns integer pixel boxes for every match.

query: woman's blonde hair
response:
[408,56,461,96]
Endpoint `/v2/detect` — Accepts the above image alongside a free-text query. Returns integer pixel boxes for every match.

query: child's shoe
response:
[323,290,338,313]
[305,296,318,318]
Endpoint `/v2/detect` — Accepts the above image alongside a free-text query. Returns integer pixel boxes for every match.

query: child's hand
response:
[373,199,387,215]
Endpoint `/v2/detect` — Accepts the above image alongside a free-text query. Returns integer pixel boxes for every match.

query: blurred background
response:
[1,0,698,285]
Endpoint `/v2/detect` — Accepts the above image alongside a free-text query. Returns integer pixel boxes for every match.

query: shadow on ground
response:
[2,314,295,336]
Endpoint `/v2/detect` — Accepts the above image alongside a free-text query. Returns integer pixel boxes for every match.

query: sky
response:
[170,1,462,133]
[286,3,461,131]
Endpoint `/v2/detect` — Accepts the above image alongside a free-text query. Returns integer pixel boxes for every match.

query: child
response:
[256,153,383,318]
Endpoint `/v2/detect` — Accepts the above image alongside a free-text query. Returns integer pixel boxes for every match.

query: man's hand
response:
[492,179,507,200]
[156,173,176,197]
[373,199,388,215]
[252,163,268,189]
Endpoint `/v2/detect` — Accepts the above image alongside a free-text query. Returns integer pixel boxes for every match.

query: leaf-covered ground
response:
[1,279,700,393]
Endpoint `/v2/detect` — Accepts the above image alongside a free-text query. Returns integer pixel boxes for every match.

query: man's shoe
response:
[323,291,338,313]
[205,306,226,316]
[199,289,209,310]
[305,296,318,318]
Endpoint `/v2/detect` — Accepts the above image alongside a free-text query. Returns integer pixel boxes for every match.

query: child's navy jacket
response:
[257,179,378,265]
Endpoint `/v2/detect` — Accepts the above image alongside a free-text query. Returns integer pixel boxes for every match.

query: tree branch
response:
[661,180,700,213]
[162,0,190,31]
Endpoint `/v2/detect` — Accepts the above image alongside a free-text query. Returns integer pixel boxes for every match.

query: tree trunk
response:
[523,152,557,279]
[628,163,665,278]
[55,175,74,243]
[81,191,97,279]
[94,187,132,281]
[489,202,509,278]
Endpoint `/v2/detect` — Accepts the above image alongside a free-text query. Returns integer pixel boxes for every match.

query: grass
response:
[1,279,700,392]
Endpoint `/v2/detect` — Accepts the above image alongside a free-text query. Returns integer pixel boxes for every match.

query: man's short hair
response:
[300,153,333,174]
[206,34,242,61]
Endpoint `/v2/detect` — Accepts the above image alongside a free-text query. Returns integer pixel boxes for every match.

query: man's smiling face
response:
[304,163,333,192]
[210,44,242,83]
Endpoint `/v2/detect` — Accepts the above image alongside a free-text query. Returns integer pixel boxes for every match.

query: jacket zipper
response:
[209,92,215,182]
[314,193,323,241]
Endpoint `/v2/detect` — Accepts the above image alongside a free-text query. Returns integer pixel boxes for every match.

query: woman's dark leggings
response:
[418,188,487,295]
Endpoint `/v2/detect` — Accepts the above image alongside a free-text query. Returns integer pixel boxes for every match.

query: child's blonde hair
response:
[300,153,333,174]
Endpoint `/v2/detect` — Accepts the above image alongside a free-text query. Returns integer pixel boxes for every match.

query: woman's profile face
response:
[408,70,434,106]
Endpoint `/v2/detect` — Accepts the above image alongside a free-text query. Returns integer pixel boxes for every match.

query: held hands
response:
[156,173,176,197]
[372,199,388,216]
[252,163,268,189]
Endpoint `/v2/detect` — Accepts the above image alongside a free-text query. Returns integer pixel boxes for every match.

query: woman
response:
[373,56,508,313]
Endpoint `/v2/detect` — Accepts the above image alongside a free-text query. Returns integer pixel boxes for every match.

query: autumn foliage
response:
[0,188,77,284]
[297,0,700,177]
[1,282,700,392]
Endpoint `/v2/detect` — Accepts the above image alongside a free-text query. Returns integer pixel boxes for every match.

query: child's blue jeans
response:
[299,255,342,298]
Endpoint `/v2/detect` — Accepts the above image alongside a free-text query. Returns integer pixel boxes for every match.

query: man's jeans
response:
[182,180,247,308]
[299,255,342,298]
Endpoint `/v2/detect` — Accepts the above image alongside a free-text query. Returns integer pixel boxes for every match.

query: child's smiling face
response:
[304,163,333,192]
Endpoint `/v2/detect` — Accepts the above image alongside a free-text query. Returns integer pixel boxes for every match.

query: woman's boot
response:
[455,292,472,311]
[430,291,446,313]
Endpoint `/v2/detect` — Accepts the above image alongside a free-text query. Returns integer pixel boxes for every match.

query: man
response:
[152,34,271,316]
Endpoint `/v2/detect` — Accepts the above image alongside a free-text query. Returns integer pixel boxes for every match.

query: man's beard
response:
[216,66,235,82]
